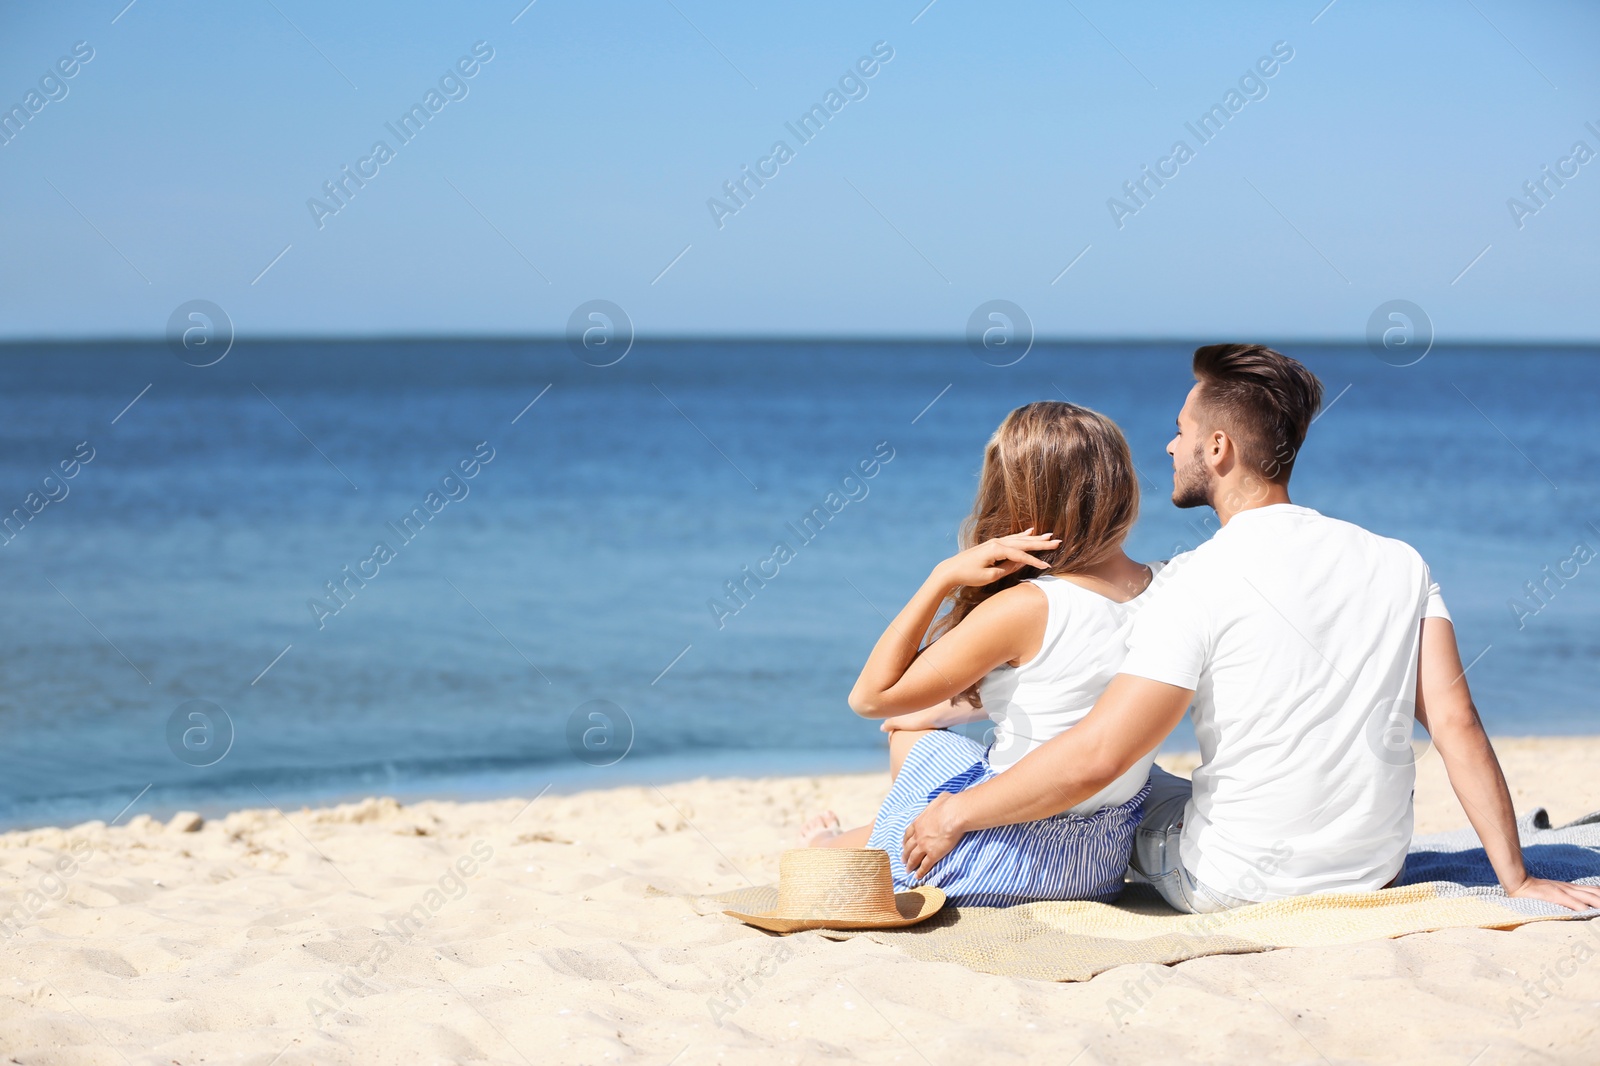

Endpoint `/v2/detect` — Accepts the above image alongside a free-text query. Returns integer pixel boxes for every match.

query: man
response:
[903,344,1600,912]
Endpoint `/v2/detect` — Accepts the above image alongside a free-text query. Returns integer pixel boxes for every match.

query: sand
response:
[3,737,1599,1065]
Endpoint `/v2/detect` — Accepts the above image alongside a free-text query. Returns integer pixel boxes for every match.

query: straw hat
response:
[724,848,946,934]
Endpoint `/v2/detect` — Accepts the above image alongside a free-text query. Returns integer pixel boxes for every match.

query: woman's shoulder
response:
[954,581,1050,667]
[972,579,1049,617]
[959,581,1051,639]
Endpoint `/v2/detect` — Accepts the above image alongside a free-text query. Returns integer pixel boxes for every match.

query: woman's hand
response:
[933,529,1060,590]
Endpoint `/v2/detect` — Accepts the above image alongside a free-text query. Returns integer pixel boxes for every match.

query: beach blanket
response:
[707,809,1600,983]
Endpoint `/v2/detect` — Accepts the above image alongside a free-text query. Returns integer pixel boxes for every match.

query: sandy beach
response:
[3,737,1599,1065]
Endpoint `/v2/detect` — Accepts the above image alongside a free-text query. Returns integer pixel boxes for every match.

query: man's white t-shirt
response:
[1119,504,1451,899]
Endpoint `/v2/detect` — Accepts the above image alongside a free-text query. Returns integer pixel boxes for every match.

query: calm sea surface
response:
[0,340,1595,829]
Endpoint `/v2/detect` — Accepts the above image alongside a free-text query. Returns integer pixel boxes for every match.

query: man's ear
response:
[1207,430,1236,475]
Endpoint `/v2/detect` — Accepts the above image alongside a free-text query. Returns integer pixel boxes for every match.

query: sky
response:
[0,0,1596,341]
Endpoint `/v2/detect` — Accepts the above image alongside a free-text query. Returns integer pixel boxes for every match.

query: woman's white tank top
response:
[978,563,1165,814]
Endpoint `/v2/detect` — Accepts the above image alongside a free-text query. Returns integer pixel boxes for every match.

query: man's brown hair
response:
[1191,343,1324,484]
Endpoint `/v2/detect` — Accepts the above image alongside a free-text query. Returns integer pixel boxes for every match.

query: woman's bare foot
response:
[799,810,842,847]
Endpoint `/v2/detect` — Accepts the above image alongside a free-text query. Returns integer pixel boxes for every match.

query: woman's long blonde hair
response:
[927,400,1140,648]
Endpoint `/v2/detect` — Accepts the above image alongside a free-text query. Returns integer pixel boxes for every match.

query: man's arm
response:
[1417,617,1600,911]
[902,673,1192,877]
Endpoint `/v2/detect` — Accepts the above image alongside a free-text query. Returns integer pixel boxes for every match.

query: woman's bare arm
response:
[878,695,989,734]
[847,531,1057,718]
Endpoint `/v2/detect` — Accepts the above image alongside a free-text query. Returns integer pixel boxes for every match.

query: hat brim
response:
[724,886,946,934]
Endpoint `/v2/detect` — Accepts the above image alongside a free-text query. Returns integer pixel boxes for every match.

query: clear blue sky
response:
[1,0,1596,340]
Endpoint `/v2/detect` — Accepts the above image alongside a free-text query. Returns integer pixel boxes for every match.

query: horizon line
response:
[3,333,1599,349]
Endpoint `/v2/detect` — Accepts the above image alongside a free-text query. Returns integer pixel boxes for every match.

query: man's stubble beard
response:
[1171,442,1213,510]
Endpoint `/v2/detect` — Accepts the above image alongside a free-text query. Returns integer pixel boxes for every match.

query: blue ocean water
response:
[0,340,1594,830]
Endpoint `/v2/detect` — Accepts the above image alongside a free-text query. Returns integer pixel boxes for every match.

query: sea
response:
[0,340,1594,830]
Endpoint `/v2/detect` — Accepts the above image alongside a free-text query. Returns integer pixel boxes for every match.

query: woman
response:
[804,400,1163,906]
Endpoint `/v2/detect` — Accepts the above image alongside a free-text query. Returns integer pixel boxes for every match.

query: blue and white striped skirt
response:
[865,730,1149,907]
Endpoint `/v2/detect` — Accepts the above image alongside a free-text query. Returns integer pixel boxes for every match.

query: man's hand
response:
[1505,875,1600,912]
[903,792,966,878]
